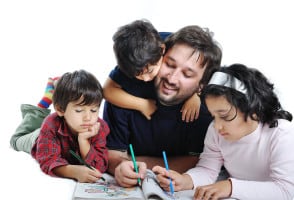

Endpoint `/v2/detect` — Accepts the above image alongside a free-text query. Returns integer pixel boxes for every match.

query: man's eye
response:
[165,62,174,68]
[184,73,193,78]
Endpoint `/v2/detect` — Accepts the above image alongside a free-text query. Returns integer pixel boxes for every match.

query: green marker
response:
[129,144,141,186]
[69,150,105,181]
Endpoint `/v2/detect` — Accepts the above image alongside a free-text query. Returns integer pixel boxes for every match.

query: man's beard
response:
[155,78,197,106]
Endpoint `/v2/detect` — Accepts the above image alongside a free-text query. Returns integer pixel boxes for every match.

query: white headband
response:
[208,72,247,95]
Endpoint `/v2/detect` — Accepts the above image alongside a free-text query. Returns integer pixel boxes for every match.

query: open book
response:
[72,169,194,200]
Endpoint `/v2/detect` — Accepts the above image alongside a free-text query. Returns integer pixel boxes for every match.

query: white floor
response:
[4,148,76,199]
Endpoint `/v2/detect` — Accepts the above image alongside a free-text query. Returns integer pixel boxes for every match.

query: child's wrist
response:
[183,173,194,190]
[228,178,232,196]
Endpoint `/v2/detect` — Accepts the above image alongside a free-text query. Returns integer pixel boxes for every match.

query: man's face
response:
[155,43,205,106]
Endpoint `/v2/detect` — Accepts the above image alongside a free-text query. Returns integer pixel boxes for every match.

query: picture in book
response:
[73,173,143,199]
[72,170,193,200]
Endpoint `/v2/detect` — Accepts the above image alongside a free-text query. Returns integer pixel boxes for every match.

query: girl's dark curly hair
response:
[201,63,292,127]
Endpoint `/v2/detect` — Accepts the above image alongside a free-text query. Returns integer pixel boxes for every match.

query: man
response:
[103,25,222,187]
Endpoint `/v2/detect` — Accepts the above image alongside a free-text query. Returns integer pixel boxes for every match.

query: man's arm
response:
[108,150,199,175]
[137,155,199,173]
[107,149,130,175]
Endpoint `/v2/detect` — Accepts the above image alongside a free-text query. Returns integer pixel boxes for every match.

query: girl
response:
[153,63,294,200]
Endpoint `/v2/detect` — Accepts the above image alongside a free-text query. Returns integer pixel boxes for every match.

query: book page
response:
[72,173,143,200]
[141,171,235,200]
[73,172,233,200]
[142,170,192,200]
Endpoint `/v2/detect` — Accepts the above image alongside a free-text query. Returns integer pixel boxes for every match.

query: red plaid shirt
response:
[31,113,109,176]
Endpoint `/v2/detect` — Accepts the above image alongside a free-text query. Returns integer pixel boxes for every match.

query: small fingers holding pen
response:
[152,166,174,191]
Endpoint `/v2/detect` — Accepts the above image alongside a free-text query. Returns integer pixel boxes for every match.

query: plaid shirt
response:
[31,113,109,176]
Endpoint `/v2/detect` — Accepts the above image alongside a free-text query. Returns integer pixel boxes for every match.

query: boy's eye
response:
[75,109,82,113]
[135,70,145,76]
[91,109,98,113]
[135,65,154,76]
[142,66,154,74]
[147,67,154,73]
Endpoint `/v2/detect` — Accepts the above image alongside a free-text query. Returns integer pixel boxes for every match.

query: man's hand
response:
[114,160,147,187]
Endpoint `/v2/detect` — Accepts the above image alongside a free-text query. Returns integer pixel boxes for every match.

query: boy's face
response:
[135,56,163,82]
[56,99,100,135]
[155,43,205,106]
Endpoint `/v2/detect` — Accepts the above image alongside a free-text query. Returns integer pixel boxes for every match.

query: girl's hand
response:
[194,179,232,200]
[152,166,194,192]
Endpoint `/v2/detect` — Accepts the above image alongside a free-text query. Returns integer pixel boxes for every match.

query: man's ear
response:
[54,104,65,117]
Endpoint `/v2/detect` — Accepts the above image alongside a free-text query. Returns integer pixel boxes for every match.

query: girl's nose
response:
[214,120,223,132]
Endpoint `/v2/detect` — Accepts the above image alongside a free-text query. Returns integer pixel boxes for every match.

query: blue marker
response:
[162,151,174,196]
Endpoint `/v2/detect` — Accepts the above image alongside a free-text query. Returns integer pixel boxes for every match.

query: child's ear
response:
[54,104,65,117]
[161,44,166,55]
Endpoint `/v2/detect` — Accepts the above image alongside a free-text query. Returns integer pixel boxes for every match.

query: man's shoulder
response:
[159,32,172,40]
[103,101,135,118]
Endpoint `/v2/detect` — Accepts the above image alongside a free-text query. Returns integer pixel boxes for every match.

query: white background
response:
[1,0,293,199]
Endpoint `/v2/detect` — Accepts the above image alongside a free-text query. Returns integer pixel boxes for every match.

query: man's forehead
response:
[166,44,203,68]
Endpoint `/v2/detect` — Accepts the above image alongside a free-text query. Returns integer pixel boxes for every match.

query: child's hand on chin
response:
[79,122,100,139]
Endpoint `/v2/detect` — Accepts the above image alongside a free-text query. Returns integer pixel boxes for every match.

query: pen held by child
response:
[69,150,105,181]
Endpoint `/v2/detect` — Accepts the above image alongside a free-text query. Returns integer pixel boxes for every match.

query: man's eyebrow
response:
[166,55,175,62]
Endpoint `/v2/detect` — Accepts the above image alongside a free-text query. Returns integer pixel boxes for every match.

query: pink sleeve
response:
[186,122,224,188]
[230,124,294,200]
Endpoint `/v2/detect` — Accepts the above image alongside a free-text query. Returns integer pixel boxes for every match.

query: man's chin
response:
[157,94,175,106]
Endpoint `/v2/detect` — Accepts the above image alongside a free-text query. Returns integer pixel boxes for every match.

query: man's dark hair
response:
[165,25,222,92]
